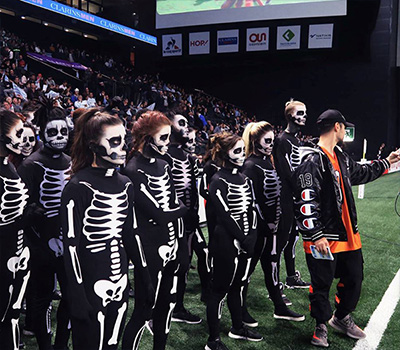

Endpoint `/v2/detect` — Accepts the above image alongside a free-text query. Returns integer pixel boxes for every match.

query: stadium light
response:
[21,16,26,19]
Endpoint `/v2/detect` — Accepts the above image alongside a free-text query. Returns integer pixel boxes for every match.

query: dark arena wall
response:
[152,0,399,159]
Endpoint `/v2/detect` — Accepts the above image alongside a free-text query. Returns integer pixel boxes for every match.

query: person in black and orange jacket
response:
[293,109,400,348]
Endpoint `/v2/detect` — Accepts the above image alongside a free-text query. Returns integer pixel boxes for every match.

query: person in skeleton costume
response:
[273,99,310,290]
[160,111,209,322]
[60,109,151,350]
[241,122,305,323]
[17,97,71,350]
[8,121,38,169]
[199,137,221,246]
[121,111,187,350]
[0,109,30,350]
[205,132,262,350]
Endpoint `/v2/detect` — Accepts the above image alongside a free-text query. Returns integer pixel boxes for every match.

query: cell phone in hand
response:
[310,245,334,261]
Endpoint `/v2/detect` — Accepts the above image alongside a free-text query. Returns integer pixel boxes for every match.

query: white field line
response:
[352,269,400,350]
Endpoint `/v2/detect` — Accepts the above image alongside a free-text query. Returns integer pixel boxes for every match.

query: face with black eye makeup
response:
[44,120,69,152]
[21,127,36,157]
[228,139,245,167]
[171,114,189,142]
[97,124,127,165]
[150,125,171,155]
[183,129,196,153]
[5,119,24,155]
[257,130,274,156]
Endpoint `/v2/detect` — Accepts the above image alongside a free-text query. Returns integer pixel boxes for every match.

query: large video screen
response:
[156,0,346,29]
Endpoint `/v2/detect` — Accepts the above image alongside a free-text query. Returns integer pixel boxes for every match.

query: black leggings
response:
[122,245,177,350]
[243,231,286,313]
[0,229,30,350]
[278,191,298,277]
[25,243,70,350]
[175,224,210,310]
[206,227,252,340]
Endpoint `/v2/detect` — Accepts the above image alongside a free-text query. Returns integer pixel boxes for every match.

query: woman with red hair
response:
[121,111,187,350]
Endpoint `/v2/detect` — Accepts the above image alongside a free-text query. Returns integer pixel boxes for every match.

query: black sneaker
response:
[205,338,229,350]
[171,308,202,324]
[274,306,305,322]
[242,309,258,328]
[286,271,311,289]
[228,326,263,342]
[311,323,329,347]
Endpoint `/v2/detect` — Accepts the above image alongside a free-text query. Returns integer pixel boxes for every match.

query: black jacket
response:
[293,146,390,242]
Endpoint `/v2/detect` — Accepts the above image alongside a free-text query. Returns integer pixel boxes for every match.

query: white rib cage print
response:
[170,155,191,206]
[286,140,301,170]
[254,165,282,206]
[0,175,29,226]
[138,165,176,247]
[255,164,282,228]
[220,177,252,234]
[35,162,70,218]
[138,165,172,211]
[80,181,130,252]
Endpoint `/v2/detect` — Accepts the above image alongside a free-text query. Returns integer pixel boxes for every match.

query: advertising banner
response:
[20,0,157,45]
[27,52,88,70]
[308,24,334,49]
[217,29,239,53]
[246,27,269,52]
[162,34,183,57]
[189,32,210,55]
[277,26,301,50]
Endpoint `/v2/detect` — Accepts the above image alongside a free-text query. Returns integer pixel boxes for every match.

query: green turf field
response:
[157,0,335,16]
[21,172,400,349]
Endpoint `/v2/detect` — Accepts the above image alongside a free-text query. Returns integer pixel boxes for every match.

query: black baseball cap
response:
[316,109,354,127]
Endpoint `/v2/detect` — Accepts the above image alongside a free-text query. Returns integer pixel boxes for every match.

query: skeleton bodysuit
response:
[0,157,30,350]
[162,144,210,311]
[199,160,220,244]
[18,146,71,350]
[121,154,187,350]
[206,167,257,340]
[242,154,288,310]
[60,167,148,350]
[272,131,302,278]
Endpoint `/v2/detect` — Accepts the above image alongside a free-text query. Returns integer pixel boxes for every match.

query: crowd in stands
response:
[1,27,315,158]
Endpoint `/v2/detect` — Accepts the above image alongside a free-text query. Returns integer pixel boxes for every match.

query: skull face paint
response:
[290,105,307,126]
[5,119,24,155]
[257,131,274,156]
[183,129,196,153]
[44,120,69,151]
[98,124,127,165]
[21,127,36,157]
[228,139,245,167]
[172,114,189,141]
[150,125,171,155]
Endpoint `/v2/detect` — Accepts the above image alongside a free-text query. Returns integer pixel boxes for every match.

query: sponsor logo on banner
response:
[189,32,210,55]
[217,29,239,53]
[246,27,269,52]
[308,24,334,49]
[277,26,301,50]
[162,34,182,57]
[219,37,238,45]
